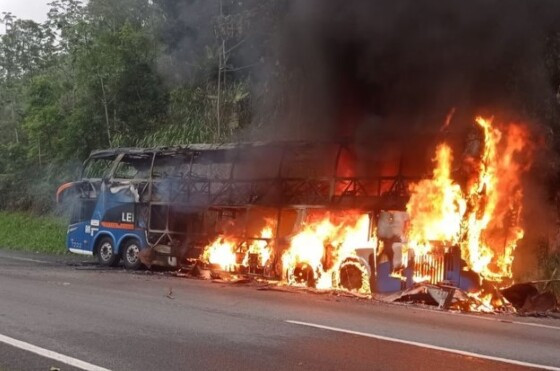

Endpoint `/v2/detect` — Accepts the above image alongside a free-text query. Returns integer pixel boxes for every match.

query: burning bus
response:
[57,116,534,300]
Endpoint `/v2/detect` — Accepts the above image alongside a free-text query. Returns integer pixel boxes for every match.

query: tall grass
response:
[0,211,66,254]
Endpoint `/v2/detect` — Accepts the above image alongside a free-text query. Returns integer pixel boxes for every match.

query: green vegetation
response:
[0,211,66,253]
[0,0,283,212]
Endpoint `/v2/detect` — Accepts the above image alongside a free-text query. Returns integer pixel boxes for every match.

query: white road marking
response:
[0,333,110,371]
[398,303,560,331]
[455,312,560,331]
[0,255,49,264]
[286,320,560,371]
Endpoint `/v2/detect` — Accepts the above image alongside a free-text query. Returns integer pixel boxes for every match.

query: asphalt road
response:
[0,248,559,371]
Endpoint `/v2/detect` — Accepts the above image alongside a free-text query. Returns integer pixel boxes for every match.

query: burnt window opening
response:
[113,154,153,180]
[190,150,234,180]
[82,158,114,179]
[70,199,96,224]
[150,204,168,231]
[152,154,191,178]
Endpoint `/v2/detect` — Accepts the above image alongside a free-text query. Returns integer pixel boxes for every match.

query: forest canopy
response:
[0,0,285,211]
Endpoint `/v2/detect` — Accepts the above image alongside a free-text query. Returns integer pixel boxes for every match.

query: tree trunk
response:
[11,102,19,144]
[216,44,222,141]
[99,76,112,146]
[38,137,42,166]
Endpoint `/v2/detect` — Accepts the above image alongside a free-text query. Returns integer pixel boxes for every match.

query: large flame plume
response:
[406,116,533,283]
[407,144,466,256]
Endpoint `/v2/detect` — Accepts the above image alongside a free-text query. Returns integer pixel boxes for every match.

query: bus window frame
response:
[81,154,121,182]
[109,153,155,183]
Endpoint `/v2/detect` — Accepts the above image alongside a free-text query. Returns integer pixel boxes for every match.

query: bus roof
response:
[88,141,330,159]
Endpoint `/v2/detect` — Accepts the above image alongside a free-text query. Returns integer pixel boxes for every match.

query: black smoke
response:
[263,0,560,142]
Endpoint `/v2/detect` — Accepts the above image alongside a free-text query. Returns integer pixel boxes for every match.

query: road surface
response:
[0,248,559,371]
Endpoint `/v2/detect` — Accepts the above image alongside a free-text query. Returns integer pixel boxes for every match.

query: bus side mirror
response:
[56,182,79,203]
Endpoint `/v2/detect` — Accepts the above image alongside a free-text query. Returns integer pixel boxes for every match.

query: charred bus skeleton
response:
[58,141,479,293]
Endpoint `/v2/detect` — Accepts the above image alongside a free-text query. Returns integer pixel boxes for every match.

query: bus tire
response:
[122,239,142,270]
[97,237,119,267]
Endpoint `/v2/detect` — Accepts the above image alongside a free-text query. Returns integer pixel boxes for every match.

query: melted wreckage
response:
[58,117,558,314]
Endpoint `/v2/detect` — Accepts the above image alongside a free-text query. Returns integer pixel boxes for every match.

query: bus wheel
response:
[122,239,142,270]
[97,237,119,267]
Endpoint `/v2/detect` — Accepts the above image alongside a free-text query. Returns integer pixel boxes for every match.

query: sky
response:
[0,0,51,23]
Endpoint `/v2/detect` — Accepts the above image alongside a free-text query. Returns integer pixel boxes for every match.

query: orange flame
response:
[406,116,533,283]
[282,213,374,293]
[243,225,274,267]
[200,115,533,304]
[202,237,237,271]
[407,144,466,257]
[202,220,275,271]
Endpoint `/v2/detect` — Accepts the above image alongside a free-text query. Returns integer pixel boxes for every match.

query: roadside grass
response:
[0,211,66,254]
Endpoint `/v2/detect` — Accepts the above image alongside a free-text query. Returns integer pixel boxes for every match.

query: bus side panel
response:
[66,194,100,255]
[67,221,95,255]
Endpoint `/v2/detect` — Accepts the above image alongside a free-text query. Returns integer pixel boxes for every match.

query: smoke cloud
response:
[258,0,560,142]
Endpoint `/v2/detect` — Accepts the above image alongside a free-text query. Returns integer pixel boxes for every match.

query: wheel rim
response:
[99,242,113,262]
[126,244,140,264]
